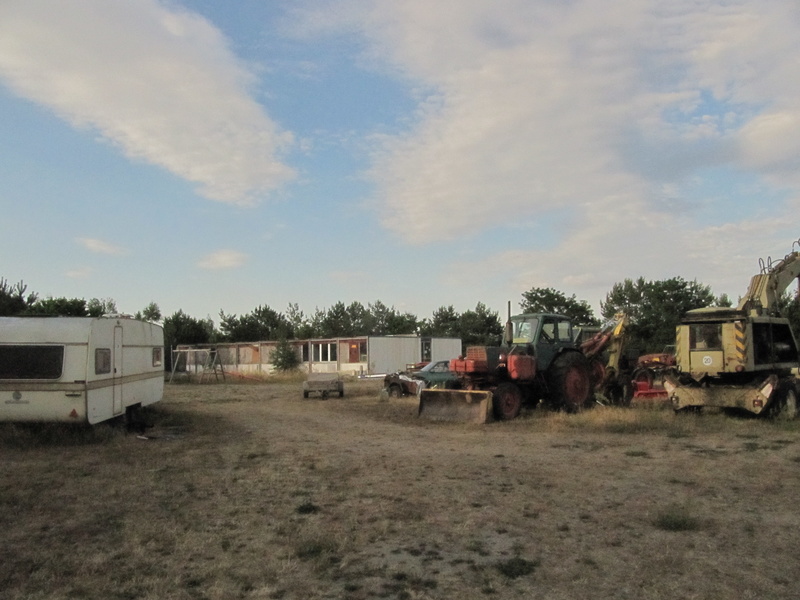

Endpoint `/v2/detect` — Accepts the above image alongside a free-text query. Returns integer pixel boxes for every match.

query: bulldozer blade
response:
[418,389,493,424]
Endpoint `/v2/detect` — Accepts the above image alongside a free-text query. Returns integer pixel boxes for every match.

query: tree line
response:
[4,275,799,360]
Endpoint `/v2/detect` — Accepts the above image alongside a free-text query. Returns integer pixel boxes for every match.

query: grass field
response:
[2,378,800,599]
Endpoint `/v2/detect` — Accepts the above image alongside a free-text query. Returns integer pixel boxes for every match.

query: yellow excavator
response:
[663,240,800,417]
[589,313,632,405]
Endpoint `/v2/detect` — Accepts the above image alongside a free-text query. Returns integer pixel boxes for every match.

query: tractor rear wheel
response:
[493,382,523,420]
[549,352,592,412]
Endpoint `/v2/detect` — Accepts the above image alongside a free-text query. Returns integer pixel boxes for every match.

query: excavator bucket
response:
[418,389,493,424]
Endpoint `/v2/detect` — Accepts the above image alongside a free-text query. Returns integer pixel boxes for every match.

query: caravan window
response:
[0,345,64,380]
[152,347,163,368]
[95,348,112,374]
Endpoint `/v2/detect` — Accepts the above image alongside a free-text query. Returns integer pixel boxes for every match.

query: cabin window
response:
[772,324,799,363]
[0,345,64,380]
[152,347,163,368]
[421,339,431,363]
[513,320,536,343]
[312,342,337,362]
[557,320,571,341]
[541,319,557,342]
[95,348,112,374]
[689,324,722,350]
[753,323,799,365]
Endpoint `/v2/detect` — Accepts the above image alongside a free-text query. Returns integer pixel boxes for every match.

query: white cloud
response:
[737,111,800,183]
[196,249,248,270]
[76,237,127,256]
[299,0,800,306]
[0,0,295,206]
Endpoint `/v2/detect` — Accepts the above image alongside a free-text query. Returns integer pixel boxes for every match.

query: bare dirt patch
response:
[2,379,800,599]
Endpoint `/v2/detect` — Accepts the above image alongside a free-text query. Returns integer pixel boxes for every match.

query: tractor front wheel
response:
[493,382,523,420]
[549,352,592,412]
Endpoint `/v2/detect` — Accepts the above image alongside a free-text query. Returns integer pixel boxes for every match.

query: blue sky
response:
[1,0,799,325]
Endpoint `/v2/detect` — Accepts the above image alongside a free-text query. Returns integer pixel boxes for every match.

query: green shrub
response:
[271,338,301,372]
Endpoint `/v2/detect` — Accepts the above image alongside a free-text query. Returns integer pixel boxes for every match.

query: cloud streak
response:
[196,249,248,270]
[76,237,127,256]
[0,0,295,206]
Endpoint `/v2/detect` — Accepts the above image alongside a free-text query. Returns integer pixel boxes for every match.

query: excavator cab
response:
[666,241,800,417]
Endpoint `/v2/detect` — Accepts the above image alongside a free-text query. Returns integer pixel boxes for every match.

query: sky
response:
[1,0,800,326]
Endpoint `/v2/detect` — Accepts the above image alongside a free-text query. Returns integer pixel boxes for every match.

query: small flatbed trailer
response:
[302,373,344,399]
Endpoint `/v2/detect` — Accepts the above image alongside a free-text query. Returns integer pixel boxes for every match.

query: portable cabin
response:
[0,316,164,424]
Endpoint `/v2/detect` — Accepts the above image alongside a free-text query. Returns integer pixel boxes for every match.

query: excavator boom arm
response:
[737,245,800,315]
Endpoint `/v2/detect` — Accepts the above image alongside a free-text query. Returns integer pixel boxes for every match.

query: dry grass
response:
[2,379,800,599]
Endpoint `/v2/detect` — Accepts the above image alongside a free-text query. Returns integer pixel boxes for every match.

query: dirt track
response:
[3,379,800,599]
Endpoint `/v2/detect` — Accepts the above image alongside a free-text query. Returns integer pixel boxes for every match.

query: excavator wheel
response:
[493,382,523,420]
[549,352,592,412]
[770,382,799,420]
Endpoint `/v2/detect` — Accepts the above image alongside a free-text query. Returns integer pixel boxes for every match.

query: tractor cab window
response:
[540,317,571,343]
[689,324,722,350]
[513,318,538,344]
[541,319,557,343]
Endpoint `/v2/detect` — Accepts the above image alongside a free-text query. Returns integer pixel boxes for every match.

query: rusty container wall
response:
[216,346,237,367]
[235,344,261,376]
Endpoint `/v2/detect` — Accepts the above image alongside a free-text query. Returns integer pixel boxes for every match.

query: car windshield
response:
[420,361,447,373]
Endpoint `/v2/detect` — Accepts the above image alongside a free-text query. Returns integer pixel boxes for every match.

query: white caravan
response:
[0,316,164,424]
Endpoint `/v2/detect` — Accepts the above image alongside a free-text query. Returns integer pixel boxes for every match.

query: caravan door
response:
[113,325,123,414]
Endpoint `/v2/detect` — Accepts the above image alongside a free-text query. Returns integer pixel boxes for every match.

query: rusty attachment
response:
[418,389,493,424]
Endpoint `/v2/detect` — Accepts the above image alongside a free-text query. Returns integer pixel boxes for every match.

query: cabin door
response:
[113,326,123,414]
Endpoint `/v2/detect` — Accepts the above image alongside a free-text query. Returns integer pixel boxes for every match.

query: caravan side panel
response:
[0,318,92,422]
[85,318,164,424]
